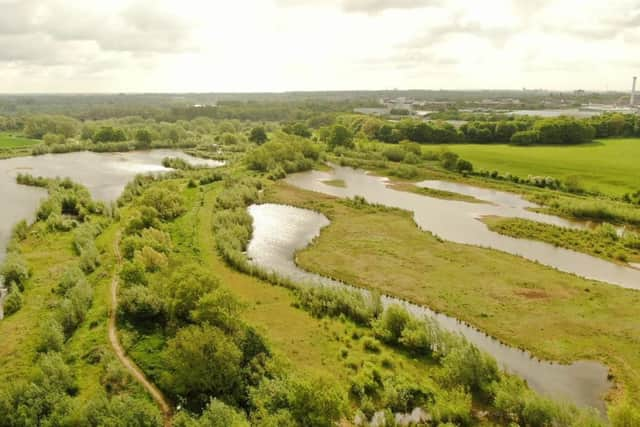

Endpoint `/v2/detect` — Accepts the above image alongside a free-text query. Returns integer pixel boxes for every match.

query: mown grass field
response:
[267,182,640,405]
[0,132,40,148]
[437,138,640,196]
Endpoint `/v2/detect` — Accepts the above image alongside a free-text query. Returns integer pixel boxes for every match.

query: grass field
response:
[438,139,640,196]
[267,182,640,405]
[0,132,40,148]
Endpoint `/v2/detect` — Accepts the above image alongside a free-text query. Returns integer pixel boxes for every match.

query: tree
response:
[174,398,249,427]
[134,129,153,148]
[161,324,243,409]
[140,186,186,220]
[327,124,353,150]
[249,126,268,145]
[163,264,220,322]
[191,288,243,332]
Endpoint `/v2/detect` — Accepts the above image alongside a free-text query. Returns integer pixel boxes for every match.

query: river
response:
[284,166,640,290]
[247,203,611,414]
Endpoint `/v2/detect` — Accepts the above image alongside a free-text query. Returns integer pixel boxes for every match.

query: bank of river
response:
[247,203,611,414]
[284,166,640,290]
[0,150,222,318]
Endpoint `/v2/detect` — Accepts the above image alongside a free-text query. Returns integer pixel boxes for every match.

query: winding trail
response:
[108,231,173,426]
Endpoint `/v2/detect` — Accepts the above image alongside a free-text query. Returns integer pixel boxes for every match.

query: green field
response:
[440,139,640,196]
[0,132,40,148]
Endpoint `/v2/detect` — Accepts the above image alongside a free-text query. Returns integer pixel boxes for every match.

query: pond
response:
[247,203,611,414]
[284,166,640,290]
[0,150,222,317]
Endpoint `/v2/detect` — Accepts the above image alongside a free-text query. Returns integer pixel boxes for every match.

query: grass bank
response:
[482,216,640,265]
[266,182,640,405]
[441,139,640,196]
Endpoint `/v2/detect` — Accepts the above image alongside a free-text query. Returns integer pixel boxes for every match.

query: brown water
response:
[284,166,640,290]
[0,150,222,317]
[247,203,611,414]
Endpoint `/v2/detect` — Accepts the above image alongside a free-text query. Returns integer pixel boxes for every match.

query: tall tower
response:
[631,76,637,106]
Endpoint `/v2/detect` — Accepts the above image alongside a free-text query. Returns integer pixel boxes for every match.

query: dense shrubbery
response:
[246,132,320,175]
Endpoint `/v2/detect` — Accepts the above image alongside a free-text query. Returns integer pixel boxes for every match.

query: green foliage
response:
[161,324,244,409]
[80,393,163,426]
[382,146,406,162]
[249,126,268,145]
[250,375,346,427]
[134,128,153,148]
[190,287,244,332]
[511,129,540,145]
[162,264,220,323]
[609,400,640,427]
[36,318,65,354]
[327,124,354,150]
[119,285,164,321]
[3,284,23,316]
[440,341,499,396]
[140,185,186,220]
[93,126,127,143]
[296,286,382,325]
[246,133,319,175]
[11,220,28,241]
[430,387,473,426]
[174,398,249,427]
[1,254,30,291]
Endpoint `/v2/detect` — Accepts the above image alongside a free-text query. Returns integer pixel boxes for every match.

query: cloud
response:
[276,0,438,13]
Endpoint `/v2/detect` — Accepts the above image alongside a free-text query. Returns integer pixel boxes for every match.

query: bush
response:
[250,375,346,427]
[362,337,381,353]
[1,254,30,291]
[431,388,473,426]
[11,220,29,241]
[440,341,499,396]
[511,130,540,145]
[382,146,406,162]
[174,398,249,427]
[37,318,65,353]
[609,401,640,427]
[119,285,164,321]
[372,304,412,344]
[3,284,23,316]
[140,186,186,220]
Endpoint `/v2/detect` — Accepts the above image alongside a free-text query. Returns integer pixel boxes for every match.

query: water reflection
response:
[284,166,640,290]
[0,150,223,317]
[247,203,611,414]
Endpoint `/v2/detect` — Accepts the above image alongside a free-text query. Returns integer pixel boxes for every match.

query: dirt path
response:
[108,231,173,426]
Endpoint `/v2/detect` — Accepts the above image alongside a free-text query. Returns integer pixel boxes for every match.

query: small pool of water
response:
[247,203,611,414]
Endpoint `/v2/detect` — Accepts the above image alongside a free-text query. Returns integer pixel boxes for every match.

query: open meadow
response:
[442,138,640,196]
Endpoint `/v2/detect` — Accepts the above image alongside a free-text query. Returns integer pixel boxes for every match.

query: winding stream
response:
[247,203,611,414]
[0,150,222,317]
[284,166,640,290]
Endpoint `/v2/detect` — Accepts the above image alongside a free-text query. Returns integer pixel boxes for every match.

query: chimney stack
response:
[631,76,637,106]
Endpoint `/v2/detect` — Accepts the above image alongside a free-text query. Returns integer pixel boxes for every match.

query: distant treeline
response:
[336,113,640,145]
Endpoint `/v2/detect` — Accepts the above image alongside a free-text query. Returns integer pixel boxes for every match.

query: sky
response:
[0,0,639,93]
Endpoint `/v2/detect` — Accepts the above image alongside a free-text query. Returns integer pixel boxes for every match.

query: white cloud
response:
[0,0,638,92]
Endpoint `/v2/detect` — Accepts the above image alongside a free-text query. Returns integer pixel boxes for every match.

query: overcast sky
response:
[1,0,639,93]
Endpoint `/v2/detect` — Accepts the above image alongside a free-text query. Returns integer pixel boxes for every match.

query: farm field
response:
[441,139,640,196]
[0,132,40,148]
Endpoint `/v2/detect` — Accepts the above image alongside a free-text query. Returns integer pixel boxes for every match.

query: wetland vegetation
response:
[0,99,639,426]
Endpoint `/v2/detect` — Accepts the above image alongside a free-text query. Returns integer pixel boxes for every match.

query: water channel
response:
[247,203,611,414]
[284,166,640,290]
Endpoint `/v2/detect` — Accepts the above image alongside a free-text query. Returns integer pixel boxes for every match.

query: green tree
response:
[161,324,243,409]
[134,128,153,148]
[3,284,23,316]
[249,126,268,145]
[327,124,354,150]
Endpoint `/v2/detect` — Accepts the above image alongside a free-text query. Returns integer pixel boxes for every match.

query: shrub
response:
[440,342,499,396]
[362,337,381,353]
[57,265,86,295]
[140,186,186,220]
[372,304,412,344]
[511,130,540,145]
[119,285,164,321]
[11,220,29,241]
[174,398,249,427]
[1,254,30,291]
[383,146,406,162]
[609,400,640,427]
[3,284,23,316]
[134,246,168,272]
[37,318,65,353]
[120,260,148,286]
[431,388,472,426]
